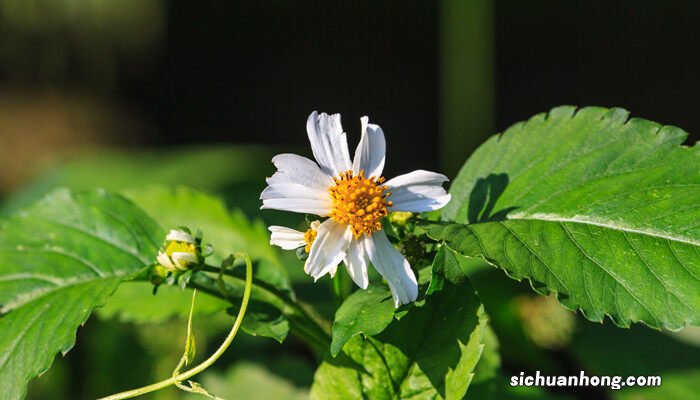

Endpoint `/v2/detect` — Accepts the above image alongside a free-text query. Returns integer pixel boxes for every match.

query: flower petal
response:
[166,229,195,243]
[352,116,386,178]
[267,153,334,189]
[268,226,306,250]
[365,229,418,307]
[260,183,332,216]
[157,251,175,270]
[304,219,352,281]
[344,237,370,289]
[171,252,197,270]
[307,111,352,176]
[386,170,451,212]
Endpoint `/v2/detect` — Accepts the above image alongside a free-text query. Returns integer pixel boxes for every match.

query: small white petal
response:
[268,226,306,250]
[344,237,370,289]
[157,251,175,270]
[352,116,386,179]
[306,111,352,176]
[166,229,196,243]
[365,229,418,307]
[260,183,332,216]
[386,170,451,213]
[309,220,321,231]
[171,252,197,270]
[268,153,334,189]
[304,219,352,281]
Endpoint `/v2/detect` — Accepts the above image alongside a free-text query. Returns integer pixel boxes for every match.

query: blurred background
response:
[1,1,699,399]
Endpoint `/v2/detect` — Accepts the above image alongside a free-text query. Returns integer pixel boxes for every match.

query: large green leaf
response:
[0,189,162,400]
[429,106,700,330]
[310,276,487,400]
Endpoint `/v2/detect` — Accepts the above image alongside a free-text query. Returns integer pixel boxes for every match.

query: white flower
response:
[261,112,451,307]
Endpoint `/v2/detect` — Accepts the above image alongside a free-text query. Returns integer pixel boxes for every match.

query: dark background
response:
[1,0,698,192]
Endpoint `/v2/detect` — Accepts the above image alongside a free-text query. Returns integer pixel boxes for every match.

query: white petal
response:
[166,229,195,243]
[172,252,197,270]
[309,220,321,230]
[352,116,386,178]
[267,153,334,189]
[304,219,352,281]
[344,237,369,289]
[306,111,352,177]
[365,229,418,307]
[260,183,332,216]
[157,251,175,270]
[268,226,306,250]
[386,170,451,213]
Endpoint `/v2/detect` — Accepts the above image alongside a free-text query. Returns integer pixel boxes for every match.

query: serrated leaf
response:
[0,189,162,400]
[310,278,487,400]
[431,244,490,284]
[330,285,395,357]
[431,106,700,330]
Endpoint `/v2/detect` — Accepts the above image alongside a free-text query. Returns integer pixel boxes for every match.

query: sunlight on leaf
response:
[433,106,700,330]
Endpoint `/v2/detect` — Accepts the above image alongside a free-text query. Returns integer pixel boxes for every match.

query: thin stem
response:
[332,274,343,305]
[99,253,254,400]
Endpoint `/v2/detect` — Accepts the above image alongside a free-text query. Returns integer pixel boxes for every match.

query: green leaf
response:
[310,278,487,400]
[97,281,229,323]
[431,106,700,330]
[330,285,395,357]
[431,244,489,284]
[0,189,162,400]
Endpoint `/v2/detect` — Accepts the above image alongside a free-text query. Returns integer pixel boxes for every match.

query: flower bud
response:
[389,211,413,226]
[156,229,201,273]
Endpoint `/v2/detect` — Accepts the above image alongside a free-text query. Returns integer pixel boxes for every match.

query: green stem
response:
[189,269,331,355]
[99,253,254,400]
[332,274,343,305]
[197,265,331,356]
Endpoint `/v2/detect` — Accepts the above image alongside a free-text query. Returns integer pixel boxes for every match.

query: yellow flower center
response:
[304,227,317,253]
[165,241,196,257]
[329,170,392,238]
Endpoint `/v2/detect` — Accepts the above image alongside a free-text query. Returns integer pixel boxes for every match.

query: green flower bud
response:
[388,211,413,226]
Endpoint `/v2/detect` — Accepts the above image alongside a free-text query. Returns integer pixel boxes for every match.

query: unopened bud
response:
[155,229,201,273]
